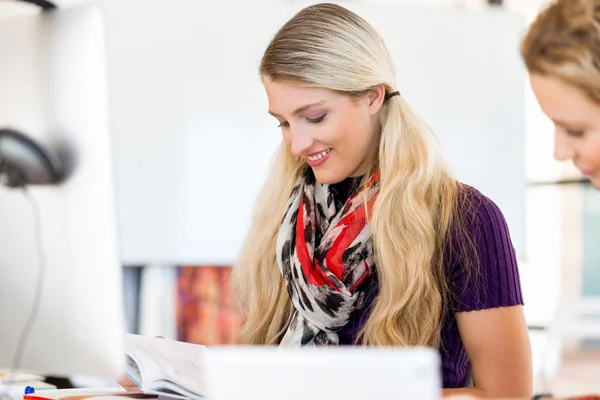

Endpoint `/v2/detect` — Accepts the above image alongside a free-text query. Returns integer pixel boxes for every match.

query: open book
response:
[125,334,208,400]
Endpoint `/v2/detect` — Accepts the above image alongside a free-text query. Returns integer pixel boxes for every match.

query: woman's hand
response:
[117,375,140,392]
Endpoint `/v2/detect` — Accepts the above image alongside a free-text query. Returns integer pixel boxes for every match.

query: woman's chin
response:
[311,166,348,185]
[591,174,600,190]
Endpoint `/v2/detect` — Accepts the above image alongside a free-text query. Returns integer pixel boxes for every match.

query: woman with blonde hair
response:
[517,1,600,399]
[232,2,532,398]
[522,0,600,190]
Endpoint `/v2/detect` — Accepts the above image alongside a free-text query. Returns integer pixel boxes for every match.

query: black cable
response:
[12,188,46,372]
[6,189,46,395]
[0,188,45,400]
[14,0,57,11]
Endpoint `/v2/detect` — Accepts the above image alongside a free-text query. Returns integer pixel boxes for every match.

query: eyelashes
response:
[307,114,326,124]
[277,113,328,128]
[566,129,585,137]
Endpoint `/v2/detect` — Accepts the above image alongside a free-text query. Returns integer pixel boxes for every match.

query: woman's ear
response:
[367,85,387,116]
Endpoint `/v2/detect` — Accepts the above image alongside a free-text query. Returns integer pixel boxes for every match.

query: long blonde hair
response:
[521,0,600,102]
[233,3,472,347]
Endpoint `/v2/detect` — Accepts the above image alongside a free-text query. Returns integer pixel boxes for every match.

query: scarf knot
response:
[276,169,380,346]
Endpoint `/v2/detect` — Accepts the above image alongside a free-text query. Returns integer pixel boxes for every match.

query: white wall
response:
[101,0,294,265]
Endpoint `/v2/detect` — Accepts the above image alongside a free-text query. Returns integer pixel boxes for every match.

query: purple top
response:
[331,179,524,389]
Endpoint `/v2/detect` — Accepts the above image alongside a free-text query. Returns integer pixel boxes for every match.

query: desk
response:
[448,397,599,400]
[10,388,598,400]
[6,388,169,400]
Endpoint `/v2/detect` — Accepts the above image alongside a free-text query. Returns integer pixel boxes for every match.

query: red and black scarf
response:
[276,168,380,346]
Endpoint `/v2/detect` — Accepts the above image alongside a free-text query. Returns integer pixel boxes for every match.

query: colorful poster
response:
[176,266,244,345]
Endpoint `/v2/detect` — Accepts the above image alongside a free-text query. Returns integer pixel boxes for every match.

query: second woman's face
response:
[263,78,385,184]
[530,74,600,189]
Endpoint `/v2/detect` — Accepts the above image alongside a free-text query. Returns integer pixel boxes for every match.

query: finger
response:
[121,382,140,392]
[117,377,139,392]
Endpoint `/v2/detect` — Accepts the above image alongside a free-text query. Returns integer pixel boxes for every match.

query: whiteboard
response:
[101,1,525,265]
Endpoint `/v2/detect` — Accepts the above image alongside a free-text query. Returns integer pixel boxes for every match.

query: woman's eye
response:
[566,129,585,137]
[307,114,327,124]
[278,121,290,128]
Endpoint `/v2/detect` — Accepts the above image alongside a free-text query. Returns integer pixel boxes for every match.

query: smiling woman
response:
[528,75,600,181]
[264,82,379,184]
[521,0,600,189]
[231,3,533,398]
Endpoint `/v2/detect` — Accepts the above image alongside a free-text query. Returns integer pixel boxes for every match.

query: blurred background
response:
[0,0,598,396]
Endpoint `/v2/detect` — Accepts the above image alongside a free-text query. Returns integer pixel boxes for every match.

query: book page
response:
[124,335,167,387]
[124,334,207,397]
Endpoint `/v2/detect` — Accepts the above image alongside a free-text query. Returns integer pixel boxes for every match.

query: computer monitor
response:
[0,2,125,379]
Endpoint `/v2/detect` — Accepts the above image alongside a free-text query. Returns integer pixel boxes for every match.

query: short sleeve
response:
[451,187,524,313]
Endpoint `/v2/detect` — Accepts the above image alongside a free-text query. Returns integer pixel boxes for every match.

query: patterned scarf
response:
[276,168,380,346]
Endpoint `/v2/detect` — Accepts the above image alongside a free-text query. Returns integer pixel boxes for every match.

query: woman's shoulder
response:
[454,183,507,228]
[450,181,515,256]
[448,182,523,312]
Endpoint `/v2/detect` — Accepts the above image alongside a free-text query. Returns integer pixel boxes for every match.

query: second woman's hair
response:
[521,0,600,103]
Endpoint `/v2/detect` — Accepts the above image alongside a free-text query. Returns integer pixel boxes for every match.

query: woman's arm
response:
[444,305,533,398]
[442,388,487,398]
[444,187,533,398]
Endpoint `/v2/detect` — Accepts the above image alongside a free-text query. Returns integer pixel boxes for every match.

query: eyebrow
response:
[552,118,571,126]
[552,118,587,128]
[268,100,327,118]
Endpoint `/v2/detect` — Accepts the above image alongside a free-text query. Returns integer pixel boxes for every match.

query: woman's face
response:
[263,78,385,184]
[530,73,600,189]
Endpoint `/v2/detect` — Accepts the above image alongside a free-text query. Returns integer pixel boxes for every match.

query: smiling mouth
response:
[306,149,331,161]
[580,169,595,177]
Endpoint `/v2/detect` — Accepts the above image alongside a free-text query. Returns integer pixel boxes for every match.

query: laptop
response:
[203,346,441,400]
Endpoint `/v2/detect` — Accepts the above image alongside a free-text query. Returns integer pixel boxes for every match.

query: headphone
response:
[0,129,64,188]
[0,0,64,189]
[16,0,57,11]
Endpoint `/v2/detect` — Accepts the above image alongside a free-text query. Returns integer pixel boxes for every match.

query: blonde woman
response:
[232,3,532,398]
[512,1,600,400]
[522,0,600,190]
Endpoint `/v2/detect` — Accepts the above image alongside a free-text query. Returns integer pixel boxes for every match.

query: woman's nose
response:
[289,129,315,157]
[553,131,576,162]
